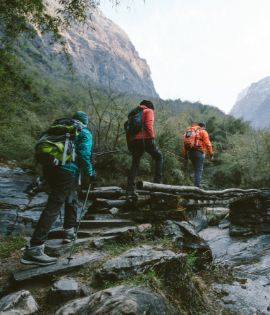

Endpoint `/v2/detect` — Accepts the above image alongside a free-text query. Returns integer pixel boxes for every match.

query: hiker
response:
[125,100,163,196]
[21,111,96,266]
[182,122,213,187]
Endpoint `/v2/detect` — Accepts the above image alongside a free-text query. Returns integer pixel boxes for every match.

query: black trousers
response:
[127,139,163,191]
[31,166,78,246]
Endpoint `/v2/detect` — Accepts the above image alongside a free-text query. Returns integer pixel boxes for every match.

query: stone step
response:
[77,226,136,237]
[79,219,134,229]
[13,252,105,282]
[85,214,114,220]
[45,237,94,256]
[85,212,131,220]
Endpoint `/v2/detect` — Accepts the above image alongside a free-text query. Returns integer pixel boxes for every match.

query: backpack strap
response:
[62,133,70,166]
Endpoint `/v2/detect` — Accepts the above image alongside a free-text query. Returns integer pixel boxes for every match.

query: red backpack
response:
[183,126,202,150]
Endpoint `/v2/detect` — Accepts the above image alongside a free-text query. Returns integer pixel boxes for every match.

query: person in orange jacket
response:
[126,100,163,195]
[182,122,213,187]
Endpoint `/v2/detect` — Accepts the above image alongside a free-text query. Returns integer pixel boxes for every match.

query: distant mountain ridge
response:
[230,76,270,129]
[18,3,158,98]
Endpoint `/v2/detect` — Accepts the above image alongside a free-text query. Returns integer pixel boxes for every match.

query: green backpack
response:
[35,118,82,166]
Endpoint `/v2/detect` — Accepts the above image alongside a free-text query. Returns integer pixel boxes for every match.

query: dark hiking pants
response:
[188,149,205,187]
[127,139,163,191]
[31,166,78,247]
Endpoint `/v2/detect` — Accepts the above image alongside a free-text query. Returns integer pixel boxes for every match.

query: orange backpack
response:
[183,126,202,150]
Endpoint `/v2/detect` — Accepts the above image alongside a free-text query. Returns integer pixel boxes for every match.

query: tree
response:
[0,0,120,42]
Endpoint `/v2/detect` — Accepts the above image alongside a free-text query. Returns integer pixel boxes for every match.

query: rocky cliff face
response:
[230,76,270,129]
[21,4,158,98]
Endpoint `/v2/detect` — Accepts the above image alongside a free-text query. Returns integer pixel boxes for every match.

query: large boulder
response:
[0,290,38,314]
[162,220,212,268]
[94,245,185,284]
[55,285,176,315]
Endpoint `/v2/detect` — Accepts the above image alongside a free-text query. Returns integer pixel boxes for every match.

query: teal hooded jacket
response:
[60,127,93,176]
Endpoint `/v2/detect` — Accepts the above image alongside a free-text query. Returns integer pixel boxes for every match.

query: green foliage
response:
[185,251,198,269]
[0,0,112,42]
[0,236,26,258]
[2,44,270,189]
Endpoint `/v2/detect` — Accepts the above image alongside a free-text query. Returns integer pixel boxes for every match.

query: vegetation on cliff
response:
[1,45,270,188]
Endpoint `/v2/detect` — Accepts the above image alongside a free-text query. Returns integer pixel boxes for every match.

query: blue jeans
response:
[188,150,205,187]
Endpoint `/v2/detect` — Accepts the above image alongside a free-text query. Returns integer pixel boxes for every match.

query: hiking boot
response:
[20,244,57,266]
[63,227,76,244]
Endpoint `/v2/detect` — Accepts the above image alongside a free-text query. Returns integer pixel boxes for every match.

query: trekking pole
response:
[67,183,91,264]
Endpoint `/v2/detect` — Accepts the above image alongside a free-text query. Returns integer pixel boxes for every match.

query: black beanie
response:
[198,122,206,128]
[140,100,154,110]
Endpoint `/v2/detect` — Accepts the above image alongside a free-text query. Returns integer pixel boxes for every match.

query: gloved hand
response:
[85,170,97,185]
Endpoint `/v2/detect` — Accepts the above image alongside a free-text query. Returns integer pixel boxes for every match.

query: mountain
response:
[18,4,158,98]
[230,76,270,129]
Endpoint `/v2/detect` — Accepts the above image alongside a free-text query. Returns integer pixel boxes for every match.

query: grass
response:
[101,242,134,256]
[0,236,26,259]
[101,270,162,291]
[186,251,199,269]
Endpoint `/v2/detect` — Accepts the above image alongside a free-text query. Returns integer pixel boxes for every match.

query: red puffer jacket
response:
[129,105,155,141]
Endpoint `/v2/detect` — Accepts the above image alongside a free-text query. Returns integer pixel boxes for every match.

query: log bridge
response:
[82,181,261,211]
[79,182,270,236]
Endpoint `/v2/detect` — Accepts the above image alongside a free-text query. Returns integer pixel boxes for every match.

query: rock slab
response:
[94,245,185,283]
[55,285,176,315]
[0,290,38,314]
[13,252,104,282]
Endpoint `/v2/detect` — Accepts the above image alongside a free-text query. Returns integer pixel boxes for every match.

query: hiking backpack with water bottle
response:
[35,118,83,166]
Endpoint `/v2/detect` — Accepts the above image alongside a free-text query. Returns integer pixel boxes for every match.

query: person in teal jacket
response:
[21,111,96,266]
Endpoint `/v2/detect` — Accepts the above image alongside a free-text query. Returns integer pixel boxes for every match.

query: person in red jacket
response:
[182,122,213,187]
[126,100,163,195]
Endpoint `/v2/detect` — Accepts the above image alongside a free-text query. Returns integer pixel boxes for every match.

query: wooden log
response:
[80,187,126,199]
[137,181,260,198]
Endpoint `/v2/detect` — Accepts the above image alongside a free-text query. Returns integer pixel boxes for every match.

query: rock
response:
[55,285,176,315]
[55,296,91,315]
[218,218,230,229]
[100,226,137,238]
[214,280,270,315]
[162,220,212,268]
[48,278,86,305]
[201,223,270,314]
[92,226,138,249]
[94,245,185,284]
[204,207,229,226]
[189,213,208,232]
[13,252,105,282]
[80,219,135,229]
[109,207,119,215]
[0,290,38,314]
[92,236,117,249]
[137,223,152,233]
[229,225,253,237]
[164,220,212,249]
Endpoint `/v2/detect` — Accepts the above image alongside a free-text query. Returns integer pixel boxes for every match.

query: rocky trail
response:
[1,164,270,314]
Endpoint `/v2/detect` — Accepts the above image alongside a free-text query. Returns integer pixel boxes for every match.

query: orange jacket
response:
[129,105,155,141]
[182,123,213,158]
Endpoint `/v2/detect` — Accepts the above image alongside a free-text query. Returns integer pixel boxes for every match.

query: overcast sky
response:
[100,0,270,113]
